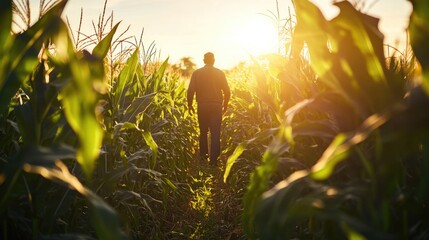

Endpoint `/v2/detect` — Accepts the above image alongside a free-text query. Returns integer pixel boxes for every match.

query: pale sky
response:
[30,0,412,69]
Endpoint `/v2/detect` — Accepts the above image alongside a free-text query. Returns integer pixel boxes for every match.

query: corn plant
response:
[0,0,127,239]
[233,0,429,239]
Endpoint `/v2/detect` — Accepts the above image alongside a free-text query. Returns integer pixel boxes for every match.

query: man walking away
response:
[187,52,230,166]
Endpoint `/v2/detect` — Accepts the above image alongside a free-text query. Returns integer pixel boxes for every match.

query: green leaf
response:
[255,178,322,238]
[164,178,177,191]
[0,0,68,114]
[223,127,279,183]
[149,58,169,92]
[331,1,392,111]
[292,0,331,80]
[0,145,75,215]
[292,120,337,139]
[0,0,12,46]
[342,222,366,240]
[284,98,315,146]
[92,22,120,59]
[114,48,139,112]
[292,1,363,111]
[243,127,288,237]
[114,122,140,135]
[14,103,37,144]
[333,1,386,84]
[57,26,105,179]
[309,133,349,180]
[419,136,429,198]
[0,0,13,88]
[293,0,393,115]
[142,130,158,169]
[24,145,76,166]
[409,0,429,94]
[256,177,391,239]
[20,156,127,240]
[122,92,157,123]
[62,66,104,179]
[223,142,247,183]
[311,113,388,180]
[88,191,127,240]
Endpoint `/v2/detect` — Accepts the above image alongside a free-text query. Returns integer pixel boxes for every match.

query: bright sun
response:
[229,17,279,58]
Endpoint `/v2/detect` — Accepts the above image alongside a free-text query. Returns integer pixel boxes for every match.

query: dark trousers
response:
[197,102,222,162]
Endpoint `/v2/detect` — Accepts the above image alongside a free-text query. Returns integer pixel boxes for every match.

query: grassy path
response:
[181,159,245,239]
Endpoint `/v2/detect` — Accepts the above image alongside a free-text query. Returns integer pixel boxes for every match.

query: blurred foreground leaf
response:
[409,0,429,94]
[55,21,118,179]
[21,155,127,240]
[0,0,68,115]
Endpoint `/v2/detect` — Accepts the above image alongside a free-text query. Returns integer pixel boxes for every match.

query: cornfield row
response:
[1,0,429,239]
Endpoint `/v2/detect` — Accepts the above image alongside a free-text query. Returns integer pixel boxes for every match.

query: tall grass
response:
[0,0,128,238]
[2,0,228,239]
[226,0,429,239]
[1,0,429,239]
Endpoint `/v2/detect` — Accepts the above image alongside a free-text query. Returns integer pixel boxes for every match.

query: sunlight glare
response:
[229,17,278,58]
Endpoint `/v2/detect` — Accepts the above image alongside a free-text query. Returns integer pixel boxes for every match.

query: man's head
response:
[203,52,215,65]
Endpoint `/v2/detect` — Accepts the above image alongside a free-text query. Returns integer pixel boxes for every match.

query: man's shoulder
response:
[193,67,206,74]
[191,67,202,77]
[194,66,225,76]
[214,67,224,72]
[208,66,225,75]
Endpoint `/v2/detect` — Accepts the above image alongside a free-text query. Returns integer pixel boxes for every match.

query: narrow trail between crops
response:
[185,155,244,239]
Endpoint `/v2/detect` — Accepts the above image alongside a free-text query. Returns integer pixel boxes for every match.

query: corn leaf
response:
[0,145,75,215]
[330,1,392,111]
[309,133,349,180]
[292,121,337,139]
[114,48,139,111]
[88,191,127,240]
[223,142,247,183]
[148,58,169,92]
[16,148,126,240]
[224,127,279,183]
[142,130,158,169]
[0,0,68,114]
[409,0,429,94]
[0,0,12,46]
[292,0,331,82]
[56,21,104,179]
[92,22,120,59]
[14,103,37,145]
[243,127,288,237]
[333,1,386,85]
[257,177,392,239]
[293,0,393,115]
[311,113,388,180]
[122,92,157,123]
[0,0,13,91]
[292,0,367,115]
[284,98,314,145]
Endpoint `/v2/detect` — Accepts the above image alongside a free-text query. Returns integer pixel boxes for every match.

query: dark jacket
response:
[187,65,230,106]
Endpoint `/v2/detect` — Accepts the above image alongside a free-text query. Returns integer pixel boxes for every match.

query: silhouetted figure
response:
[187,52,230,166]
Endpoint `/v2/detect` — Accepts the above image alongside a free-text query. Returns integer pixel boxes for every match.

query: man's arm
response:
[221,73,231,114]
